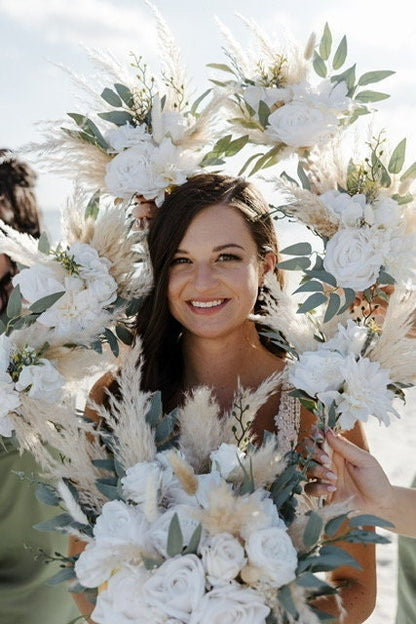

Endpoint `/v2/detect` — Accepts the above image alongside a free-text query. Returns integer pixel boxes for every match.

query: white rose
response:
[94,500,150,548]
[201,533,246,584]
[143,554,206,622]
[243,85,290,113]
[240,490,286,539]
[314,79,351,111]
[0,373,20,434]
[105,139,197,204]
[15,358,65,403]
[121,459,175,507]
[105,123,151,152]
[322,320,369,357]
[288,350,345,398]
[91,565,161,624]
[210,443,245,479]
[335,354,399,430]
[323,228,383,290]
[86,275,118,308]
[373,196,402,228]
[319,190,366,227]
[12,263,64,304]
[167,470,223,508]
[75,541,127,588]
[189,583,270,624]
[147,505,202,558]
[265,100,338,148]
[245,526,297,586]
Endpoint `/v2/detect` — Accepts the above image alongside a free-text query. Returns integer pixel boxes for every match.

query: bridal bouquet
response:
[30,345,387,624]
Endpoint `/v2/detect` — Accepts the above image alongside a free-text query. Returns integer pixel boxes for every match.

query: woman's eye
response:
[171,257,191,266]
[217,253,241,262]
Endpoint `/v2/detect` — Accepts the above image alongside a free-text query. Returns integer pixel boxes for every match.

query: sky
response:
[0,0,415,236]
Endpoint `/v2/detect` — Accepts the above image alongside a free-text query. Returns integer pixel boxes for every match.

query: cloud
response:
[0,0,158,54]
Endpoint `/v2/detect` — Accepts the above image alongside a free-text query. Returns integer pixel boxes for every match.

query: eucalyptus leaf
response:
[155,412,177,444]
[358,70,395,86]
[91,458,116,472]
[325,513,349,537]
[34,512,75,532]
[319,23,332,60]
[146,390,163,427]
[338,287,356,314]
[249,145,282,175]
[303,511,324,547]
[331,64,356,92]
[258,100,271,128]
[313,52,327,78]
[6,284,22,319]
[332,35,347,70]
[142,556,163,570]
[349,514,395,529]
[190,88,212,115]
[101,87,123,108]
[85,190,100,220]
[393,192,414,205]
[206,62,235,73]
[278,585,298,618]
[115,324,134,346]
[296,571,337,593]
[280,242,312,256]
[167,513,183,557]
[97,110,135,126]
[388,138,406,174]
[104,328,119,358]
[355,90,390,103]
[378,269,395,285]
[297,162,311,190]
[37,231,50,254]
[183,523,202,554]
[305,269,337,287]
[114,83,134,107]
[323,292,341,323]
[35,482,61,506]
[45,566,76,586]
[95,480,119,500]
[225,135,249,156]
[277,257,311,271]
[400,161,416,181]
[297,292,328,314]
[319,545,361,569]
[294,280,324,294]
[29,291,65,314]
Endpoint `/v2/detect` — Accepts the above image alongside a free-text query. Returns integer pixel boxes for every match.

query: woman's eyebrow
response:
[174,243,245,254]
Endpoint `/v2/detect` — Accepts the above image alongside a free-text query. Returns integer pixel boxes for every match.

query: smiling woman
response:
[71,173,377,624]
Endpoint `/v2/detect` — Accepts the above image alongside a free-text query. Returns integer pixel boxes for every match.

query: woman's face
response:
[167,203,275,340]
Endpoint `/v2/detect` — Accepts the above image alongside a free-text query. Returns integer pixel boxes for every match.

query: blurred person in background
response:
[0,148,78,623]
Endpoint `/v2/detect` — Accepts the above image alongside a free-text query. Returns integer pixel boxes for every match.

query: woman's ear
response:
[259,251,277,285]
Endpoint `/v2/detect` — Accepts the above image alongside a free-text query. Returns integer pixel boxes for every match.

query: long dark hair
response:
[0,149,41,312]
[135,173,283,406]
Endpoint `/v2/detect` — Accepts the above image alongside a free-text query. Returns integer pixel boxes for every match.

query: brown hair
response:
[134,173,283,406]
[0,150,41,313]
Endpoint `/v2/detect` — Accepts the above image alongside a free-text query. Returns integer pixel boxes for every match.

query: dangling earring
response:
[257,284,266,303]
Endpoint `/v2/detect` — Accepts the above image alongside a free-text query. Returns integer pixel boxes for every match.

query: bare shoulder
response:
[85,370,117,423]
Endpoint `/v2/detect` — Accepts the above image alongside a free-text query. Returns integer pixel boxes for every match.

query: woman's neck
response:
[181,324,283,411]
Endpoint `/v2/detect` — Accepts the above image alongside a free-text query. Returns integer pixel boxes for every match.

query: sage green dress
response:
[395,474,416,624]
[0,439,78,624]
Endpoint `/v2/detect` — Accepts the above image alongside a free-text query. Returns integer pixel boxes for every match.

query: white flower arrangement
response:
[23,4,223,208]
[0,334,64,436]
[26,343,386,624]
[205,19,393,175]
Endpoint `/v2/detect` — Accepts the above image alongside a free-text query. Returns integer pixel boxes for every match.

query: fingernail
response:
[326,485,336,492]
[320,454,331,467]
[325,470,337,481]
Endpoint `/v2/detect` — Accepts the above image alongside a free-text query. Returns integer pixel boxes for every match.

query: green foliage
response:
[37,231,50,254]
[84,190,101,220]
[167,513,183,557]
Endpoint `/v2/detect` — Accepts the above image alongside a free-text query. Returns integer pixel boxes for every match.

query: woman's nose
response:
[192,263,218,291]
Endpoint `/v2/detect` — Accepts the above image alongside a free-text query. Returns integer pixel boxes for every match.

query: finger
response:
[307,463,338,484]
[326,429,369,468]
[304,480,337,498]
